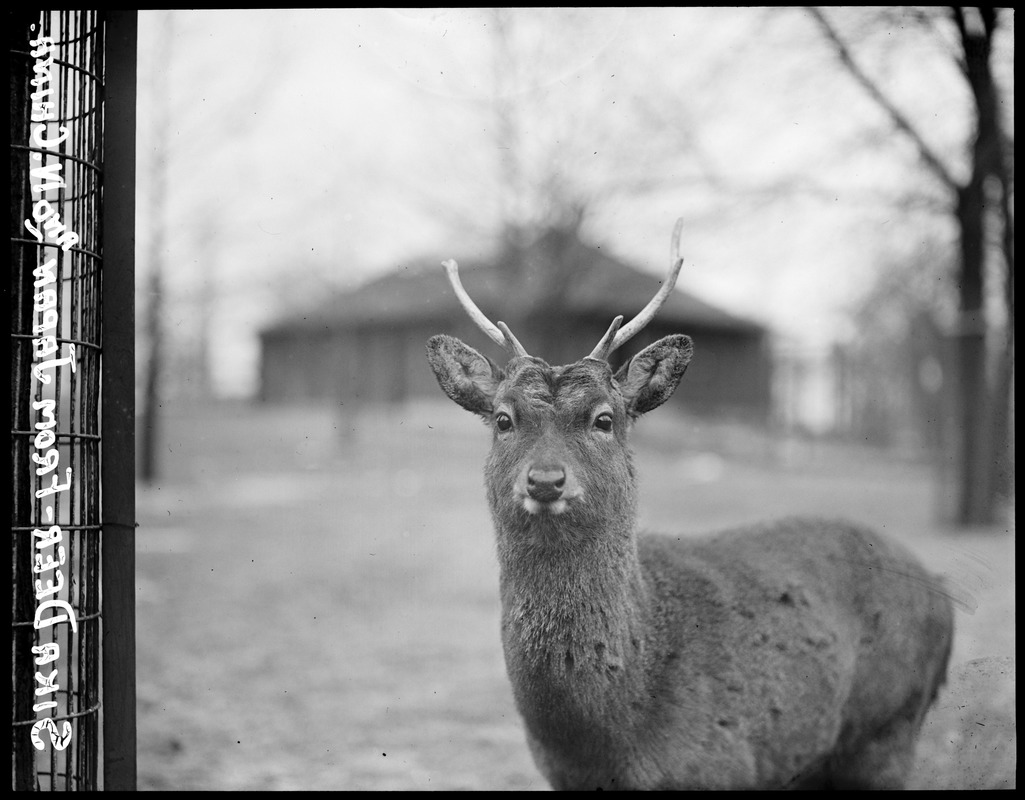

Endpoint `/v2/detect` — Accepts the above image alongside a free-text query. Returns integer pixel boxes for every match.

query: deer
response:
[425,220,954,790]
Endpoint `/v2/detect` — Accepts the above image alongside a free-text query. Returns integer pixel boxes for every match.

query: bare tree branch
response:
[806,7,960,191]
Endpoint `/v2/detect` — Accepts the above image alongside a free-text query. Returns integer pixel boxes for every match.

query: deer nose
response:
[527,466,566,503]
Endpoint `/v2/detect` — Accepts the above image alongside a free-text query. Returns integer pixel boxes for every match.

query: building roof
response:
[263,230,764,337]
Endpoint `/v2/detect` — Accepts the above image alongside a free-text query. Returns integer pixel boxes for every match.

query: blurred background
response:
[131,8,1014,790]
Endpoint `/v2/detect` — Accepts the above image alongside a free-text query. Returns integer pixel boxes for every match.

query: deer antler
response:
[442,259,528,357]
[587,218,684,361]
[587,316,624,362]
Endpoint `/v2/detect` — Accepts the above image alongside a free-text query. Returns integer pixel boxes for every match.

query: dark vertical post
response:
[100,9,138,791]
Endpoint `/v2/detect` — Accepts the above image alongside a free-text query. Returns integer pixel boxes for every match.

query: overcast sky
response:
[135,8,1008,397]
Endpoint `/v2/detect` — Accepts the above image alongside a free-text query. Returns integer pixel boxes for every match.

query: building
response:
[258,228,772,420]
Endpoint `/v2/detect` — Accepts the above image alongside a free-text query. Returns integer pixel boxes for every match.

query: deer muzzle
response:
[519,463,581,516]
[527,466,567,503]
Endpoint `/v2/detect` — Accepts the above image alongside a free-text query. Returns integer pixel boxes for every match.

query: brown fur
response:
[426,333,953,790]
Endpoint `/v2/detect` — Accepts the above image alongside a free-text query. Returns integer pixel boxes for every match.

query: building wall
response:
[260,319,772,422]
[615,323,771,421]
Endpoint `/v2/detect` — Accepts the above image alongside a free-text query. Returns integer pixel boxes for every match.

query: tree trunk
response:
[952,6,1010,525]
[139,265,164,483]
[953,186,993,524]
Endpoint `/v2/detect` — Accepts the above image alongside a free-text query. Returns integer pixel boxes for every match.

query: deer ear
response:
[426,335,503,417]
[615,334,693,416]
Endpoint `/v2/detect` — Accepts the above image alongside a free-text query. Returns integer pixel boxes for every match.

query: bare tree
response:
[479,9,619,347]
[138,11,174,484]
[137,11,293,479]
[808,6,1014,525]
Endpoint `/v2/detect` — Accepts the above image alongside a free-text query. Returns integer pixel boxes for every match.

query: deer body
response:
[426,224,953,790]
[500,514,949,790]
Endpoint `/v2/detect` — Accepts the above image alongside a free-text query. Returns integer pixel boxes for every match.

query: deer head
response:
[426,221,693,529]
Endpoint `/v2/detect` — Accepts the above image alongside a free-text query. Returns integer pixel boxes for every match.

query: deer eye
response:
[594,412,614,432]
[495,412,513,432]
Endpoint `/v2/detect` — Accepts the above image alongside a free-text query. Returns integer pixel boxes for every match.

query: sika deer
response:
[425,221,953,790]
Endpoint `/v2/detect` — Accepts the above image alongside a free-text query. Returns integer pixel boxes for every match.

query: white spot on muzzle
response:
[523,497,569,516]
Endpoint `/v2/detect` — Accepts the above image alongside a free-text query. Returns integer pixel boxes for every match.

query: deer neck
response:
[490,493,654,729]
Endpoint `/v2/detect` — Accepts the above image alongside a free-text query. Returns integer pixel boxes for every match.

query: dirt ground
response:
[134,399,1015,790]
